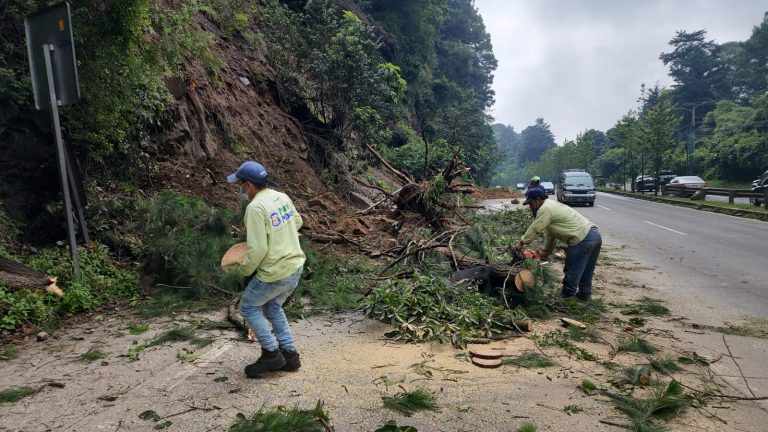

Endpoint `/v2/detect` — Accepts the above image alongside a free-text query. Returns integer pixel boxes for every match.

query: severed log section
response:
[0,256,63,296]
[439,247,528,287]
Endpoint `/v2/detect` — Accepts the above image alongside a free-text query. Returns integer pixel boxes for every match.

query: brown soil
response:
[473,187,523,200]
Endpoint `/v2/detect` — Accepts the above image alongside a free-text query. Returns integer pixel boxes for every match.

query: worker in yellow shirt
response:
[227,161,306,378]
[515,188,601,301]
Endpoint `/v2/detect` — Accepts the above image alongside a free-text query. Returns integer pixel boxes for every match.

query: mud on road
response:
[2,248,767,432]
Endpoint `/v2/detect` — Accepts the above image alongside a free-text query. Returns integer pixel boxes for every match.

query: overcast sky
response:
[475,0,767,143]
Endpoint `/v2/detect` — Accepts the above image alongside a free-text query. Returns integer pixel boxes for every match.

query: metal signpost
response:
[25,2,88,279]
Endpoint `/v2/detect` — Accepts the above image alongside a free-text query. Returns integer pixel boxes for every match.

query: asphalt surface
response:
[573,191,768,321]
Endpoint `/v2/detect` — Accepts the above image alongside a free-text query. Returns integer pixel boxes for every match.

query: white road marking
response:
[596,204,612,211]
[642,220,688,236]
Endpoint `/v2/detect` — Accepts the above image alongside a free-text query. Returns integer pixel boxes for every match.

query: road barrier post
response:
[728,190,735,204]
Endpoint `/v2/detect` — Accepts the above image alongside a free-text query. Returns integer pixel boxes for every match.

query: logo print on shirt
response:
[270,203,294,228]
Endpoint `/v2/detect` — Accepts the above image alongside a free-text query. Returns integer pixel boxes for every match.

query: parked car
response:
[752,169,768,189]
[661,176,708,197]
[556,169,596,206]
[540,181,555,195]
[751,171,768,207]
[658,170,677,185]
[635,175,655,192]
[516,182,525,190]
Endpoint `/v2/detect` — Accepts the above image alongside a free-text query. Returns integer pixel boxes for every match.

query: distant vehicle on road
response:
[516,182,525,190]
[556,169,596,206]
[661,176,708,197]
[540,181,555,195]
[635,175,655,192]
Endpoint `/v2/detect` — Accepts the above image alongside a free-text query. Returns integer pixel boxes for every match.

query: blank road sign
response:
[25,2,80,109]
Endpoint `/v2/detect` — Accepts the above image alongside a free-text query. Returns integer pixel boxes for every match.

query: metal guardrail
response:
[701,188,768,206]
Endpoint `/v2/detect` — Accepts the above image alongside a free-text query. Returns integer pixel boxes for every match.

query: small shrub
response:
[0,287,48,330]
[61,281,98,315]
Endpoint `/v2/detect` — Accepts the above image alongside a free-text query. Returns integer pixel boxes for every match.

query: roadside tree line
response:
[492,12,768,188]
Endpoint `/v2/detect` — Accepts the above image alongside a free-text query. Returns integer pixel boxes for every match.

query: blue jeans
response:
[239,267,303,352]
[562,227,602,300]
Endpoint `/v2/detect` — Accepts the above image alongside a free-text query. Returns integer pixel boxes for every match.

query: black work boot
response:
[245,349,286,378]
[280,350,301,372]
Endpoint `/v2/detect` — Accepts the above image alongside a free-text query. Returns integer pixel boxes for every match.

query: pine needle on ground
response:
[229,400,330,432]
[0,386,38,404]
[502,352,555,368]
[382,389,439,416]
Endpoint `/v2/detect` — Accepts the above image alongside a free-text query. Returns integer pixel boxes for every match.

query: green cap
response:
[531,176,541,182]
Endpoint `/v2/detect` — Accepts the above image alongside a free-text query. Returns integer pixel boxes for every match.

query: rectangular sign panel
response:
[25,2,80,109]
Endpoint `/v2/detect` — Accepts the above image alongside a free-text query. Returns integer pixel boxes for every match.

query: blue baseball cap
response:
[226,161,277,186]
[522,187,547,205]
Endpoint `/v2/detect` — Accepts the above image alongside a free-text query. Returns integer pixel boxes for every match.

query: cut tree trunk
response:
[439,247,524,286]
[0,256,63,296]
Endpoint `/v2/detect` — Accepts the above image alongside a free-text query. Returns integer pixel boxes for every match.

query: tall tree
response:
[615,113,643,191]
[734,12,768,101]
[659,30,726,132]
[518,118,555,164]
[699,96,768,181]
[639,96,679,194]
[491,123,520,164]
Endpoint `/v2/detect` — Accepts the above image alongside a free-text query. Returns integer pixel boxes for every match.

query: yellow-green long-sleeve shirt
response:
[520,199,593,254]
[240,188,305,282]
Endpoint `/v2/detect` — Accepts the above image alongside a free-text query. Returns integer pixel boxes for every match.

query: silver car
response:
[661,176,708,197]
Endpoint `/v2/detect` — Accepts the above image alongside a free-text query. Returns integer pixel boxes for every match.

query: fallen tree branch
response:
[379,243,448,275]
[722,334,757,398]
[353,177,394,198]
[366,144,412,185]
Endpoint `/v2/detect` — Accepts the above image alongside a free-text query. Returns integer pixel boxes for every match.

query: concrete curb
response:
[597,188,768,222]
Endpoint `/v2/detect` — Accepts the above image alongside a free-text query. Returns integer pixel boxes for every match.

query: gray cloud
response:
[475,0,767,142]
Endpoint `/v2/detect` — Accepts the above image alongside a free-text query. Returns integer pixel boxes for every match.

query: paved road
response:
[574,191,768,320]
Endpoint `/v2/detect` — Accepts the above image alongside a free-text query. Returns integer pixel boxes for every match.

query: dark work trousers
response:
[562,226,602,300]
